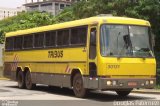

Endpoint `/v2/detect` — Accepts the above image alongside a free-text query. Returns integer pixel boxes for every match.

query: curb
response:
[132,90,160,95]
[0,77,10,80]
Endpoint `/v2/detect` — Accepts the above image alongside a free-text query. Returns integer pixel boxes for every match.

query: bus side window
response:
[34,33,44,48]
[23,34,33,49]
[14,36,23,50]
[57,29,69,46]
[89,28,97,59]
[5,37,14,51]
[71,26,87,46]
[45,31,56,47]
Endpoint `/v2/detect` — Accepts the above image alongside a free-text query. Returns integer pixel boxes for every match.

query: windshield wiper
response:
[136,47,154,57]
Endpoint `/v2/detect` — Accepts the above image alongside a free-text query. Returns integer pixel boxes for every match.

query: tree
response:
[0,11,56,43]
[0,11,55,32]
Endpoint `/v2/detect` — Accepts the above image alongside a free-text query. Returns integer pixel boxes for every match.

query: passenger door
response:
[88,26,97,78]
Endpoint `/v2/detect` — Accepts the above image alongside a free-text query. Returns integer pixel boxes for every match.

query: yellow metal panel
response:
[98,57,156,78]
[5,48,87,62]
[4,47,87,75]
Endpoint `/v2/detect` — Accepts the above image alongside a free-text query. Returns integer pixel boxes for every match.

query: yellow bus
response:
[4,16,156,98]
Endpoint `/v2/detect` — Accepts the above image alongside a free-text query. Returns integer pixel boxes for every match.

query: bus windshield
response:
[100,24,153,57]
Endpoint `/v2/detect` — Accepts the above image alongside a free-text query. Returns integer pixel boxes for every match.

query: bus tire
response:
[116,90,132,97]
[17,71,25,89]
[73,73,87,98]
[25,71,35,90]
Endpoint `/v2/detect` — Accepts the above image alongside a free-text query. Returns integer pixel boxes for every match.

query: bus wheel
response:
[17,71,25,89]
[116,90,132,97]
[73,73,87,98]
[25,71,35,90]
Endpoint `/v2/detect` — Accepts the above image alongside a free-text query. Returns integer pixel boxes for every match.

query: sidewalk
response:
[0,77,9,80]
[132,89,160,94]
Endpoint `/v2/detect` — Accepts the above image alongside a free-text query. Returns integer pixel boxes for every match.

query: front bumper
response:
[84,77,156,90]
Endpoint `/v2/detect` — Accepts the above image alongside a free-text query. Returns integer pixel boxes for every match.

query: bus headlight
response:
[150,80,154,84]
[107,81,112,86]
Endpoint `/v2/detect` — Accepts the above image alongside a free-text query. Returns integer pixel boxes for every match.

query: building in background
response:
[72,0,82,2]
[0,7,25,20]
[24,0,71,16]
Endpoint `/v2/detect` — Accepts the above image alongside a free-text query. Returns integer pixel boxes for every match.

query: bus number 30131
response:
[48,51,63,58]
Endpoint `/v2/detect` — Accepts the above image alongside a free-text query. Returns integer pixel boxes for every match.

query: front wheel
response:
[116,90,132,97]
[73,73,87,98]
[25,71,36,90]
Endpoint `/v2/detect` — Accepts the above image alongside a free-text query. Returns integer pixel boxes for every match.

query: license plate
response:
[128,82,137,86]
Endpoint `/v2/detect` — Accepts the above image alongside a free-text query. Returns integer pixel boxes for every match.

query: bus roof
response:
[6,16,150,37]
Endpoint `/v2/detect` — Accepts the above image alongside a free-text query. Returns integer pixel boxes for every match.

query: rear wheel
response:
[73,73,87,98]
[116,90,132,97]
[25,71,35,90]
[17,71,25,89]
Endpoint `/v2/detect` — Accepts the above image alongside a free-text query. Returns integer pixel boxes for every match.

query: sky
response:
[0,0,25,8]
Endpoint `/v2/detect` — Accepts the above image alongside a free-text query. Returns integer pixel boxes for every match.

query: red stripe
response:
[12,54,19,71]
[11,64,14,71]
[68,68,71,73]
[11,55,17,71]
[65,65,69,73]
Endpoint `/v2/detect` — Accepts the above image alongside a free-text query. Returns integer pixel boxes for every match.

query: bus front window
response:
[100,24,154,57]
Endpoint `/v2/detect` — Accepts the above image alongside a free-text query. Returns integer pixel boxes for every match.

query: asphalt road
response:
[0,80,160,106]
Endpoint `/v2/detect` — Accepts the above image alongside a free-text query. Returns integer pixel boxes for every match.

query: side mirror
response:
[90,31,96,46]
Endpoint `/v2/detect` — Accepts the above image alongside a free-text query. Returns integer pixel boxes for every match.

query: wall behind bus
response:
[0,44,4,77]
